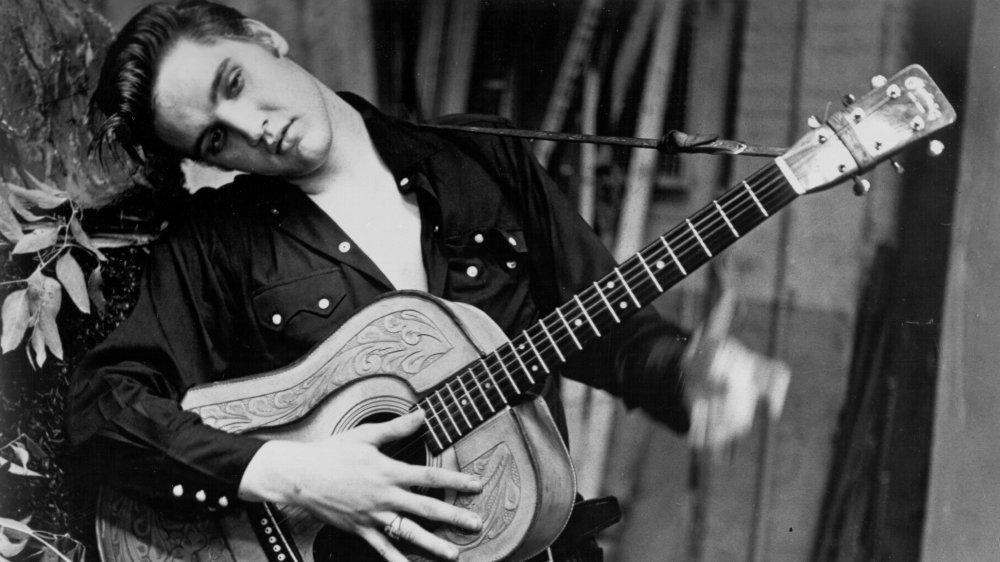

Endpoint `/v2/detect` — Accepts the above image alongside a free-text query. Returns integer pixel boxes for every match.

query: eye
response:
[226,68,244,98]
[206,126,227,155]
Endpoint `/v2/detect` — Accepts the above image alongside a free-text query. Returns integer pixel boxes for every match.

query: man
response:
[69,2,787,561]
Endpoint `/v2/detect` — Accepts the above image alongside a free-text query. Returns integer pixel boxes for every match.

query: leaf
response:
[4,182,67,210]
[86,266,107,315]
[0,196,22,243]
[12,227,59,254]
[27,272,62,362]
[29,326,47,368]
[0,517,32,558]
[22,436,48,461]
[20,169,63,197]
[1,289,30,353]
[8,195,45,222]
[68,216,106,261]
[0,458,40,478]
[11,444,28,467]
[55,253,89,314]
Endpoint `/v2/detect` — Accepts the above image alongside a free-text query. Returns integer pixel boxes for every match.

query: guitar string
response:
[380,164,795,459]
[412,166,794,443]
[411,165,793,441]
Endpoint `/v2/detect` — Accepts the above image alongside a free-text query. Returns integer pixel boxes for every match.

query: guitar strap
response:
[247,502,305,562]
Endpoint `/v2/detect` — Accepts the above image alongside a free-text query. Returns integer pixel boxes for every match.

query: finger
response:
[380,512,462,561]
[390,488,482,531]
[397,464,483,494]
[358,526,408,562]
[356,409,425,445]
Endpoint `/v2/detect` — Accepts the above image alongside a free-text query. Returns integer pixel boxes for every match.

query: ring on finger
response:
[384,514,405,541]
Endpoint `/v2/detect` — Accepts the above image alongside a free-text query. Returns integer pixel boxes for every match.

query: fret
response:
[447,382,472,429]
[660,236,687,275]
[427,392,453,440]
[593,281,621,323]
[424,416,444,450]
[471,368,495,413]
[439,389,462,435]
[574,295,601,337]
[457,376,483,421]
[484,356,520,397]
[686,219,712,257]
[615,267,640,308]
[744,181,769,217]
[556,307,583,350]
[493,351,523,398]
[483,366,509,406]
[539,317,566,362]
[714,200,739,238]
[523,331,550,374]
[637,253,664,293]
[508,341,534,384]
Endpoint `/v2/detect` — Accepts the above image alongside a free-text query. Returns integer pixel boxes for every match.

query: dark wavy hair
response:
[89,1,252,169]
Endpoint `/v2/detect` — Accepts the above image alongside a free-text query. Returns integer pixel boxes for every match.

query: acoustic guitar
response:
[96,65,954,562]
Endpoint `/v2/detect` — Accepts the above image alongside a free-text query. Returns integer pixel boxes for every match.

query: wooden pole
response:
[435,0,480,116]
[533,0,606,167]
[612,0,683,262]
[576,0,684,504]
[609,0,658,126]
[416,0,447,118]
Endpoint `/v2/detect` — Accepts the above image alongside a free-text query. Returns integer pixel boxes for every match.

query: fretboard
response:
[420,161,799,454]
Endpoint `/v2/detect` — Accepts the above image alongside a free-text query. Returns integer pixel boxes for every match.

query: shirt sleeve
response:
[502,132,692,432]
[66,207,264,511]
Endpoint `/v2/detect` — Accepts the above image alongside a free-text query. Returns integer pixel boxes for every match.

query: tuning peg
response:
[807,115,822,129]
[871,75,888,88]
[928,139,946,157]
[852,176,872,196]
[842,94,856,107]
[891,159,905,174]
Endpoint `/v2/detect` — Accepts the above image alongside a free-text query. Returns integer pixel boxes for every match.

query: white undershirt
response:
[307,167,427,292]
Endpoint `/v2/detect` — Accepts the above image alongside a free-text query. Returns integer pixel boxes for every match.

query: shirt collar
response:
[337,92,443,187]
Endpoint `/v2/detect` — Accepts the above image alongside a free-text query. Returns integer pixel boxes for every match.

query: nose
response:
[216,100,266,148]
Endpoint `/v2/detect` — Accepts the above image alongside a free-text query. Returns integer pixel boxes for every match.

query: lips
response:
[275,119,294,155]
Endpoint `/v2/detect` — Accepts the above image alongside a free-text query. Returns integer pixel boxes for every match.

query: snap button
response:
[508,236,517,246]
[218,496,229,508]
[270,208,279,216]
[172,484,184,497]
[466,265,479,278]
[433,225,440,233]
[473,233,484,244]
[506,261,517,270]
[318,297,331,310]
[400,177,409,187]
[195,490,207,502]
[338,241,351,253]
[271,313,282,325]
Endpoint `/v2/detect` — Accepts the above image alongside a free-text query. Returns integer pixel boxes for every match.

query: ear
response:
[243,18,289,57]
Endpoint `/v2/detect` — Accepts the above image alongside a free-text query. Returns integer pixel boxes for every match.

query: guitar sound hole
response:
[313,411,445,562]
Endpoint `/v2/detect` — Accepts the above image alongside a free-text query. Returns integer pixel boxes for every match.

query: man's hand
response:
[681,290,791,451]
[239,409,483,562]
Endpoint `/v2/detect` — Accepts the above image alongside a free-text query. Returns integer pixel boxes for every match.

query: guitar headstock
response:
[778,64,956,194]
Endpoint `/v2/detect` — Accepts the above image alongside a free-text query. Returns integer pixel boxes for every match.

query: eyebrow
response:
[190,57,232,159]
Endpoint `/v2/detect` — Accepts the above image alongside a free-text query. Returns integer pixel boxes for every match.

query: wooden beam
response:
[533,0,606,167]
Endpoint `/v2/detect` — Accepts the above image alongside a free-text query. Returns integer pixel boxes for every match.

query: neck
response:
[294,90,383,195]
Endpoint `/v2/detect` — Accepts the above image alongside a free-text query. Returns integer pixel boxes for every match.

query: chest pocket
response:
[443,227,531,328]
[252,269,349,350]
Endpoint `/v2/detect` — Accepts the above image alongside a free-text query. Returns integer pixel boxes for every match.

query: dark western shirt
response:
[67,93,690,512]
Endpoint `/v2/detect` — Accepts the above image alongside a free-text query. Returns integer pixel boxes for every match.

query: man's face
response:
[152,36,333,179]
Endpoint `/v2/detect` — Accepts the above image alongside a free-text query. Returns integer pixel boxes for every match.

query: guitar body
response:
[96,292,576,562]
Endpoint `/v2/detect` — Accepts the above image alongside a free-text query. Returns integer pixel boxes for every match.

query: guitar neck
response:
[420,160,799,453]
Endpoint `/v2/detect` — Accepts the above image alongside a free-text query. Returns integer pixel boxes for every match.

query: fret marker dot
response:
[519,344,526,350]
[485,382,492,388]
[606,281,615,289]
[461,399,468,406]
[620,302,628,309]
[656,260,666,269]
[574,319,583,327]
[531,366,538,372]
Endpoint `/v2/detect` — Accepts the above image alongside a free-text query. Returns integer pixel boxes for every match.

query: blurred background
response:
[1,0,996,560]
